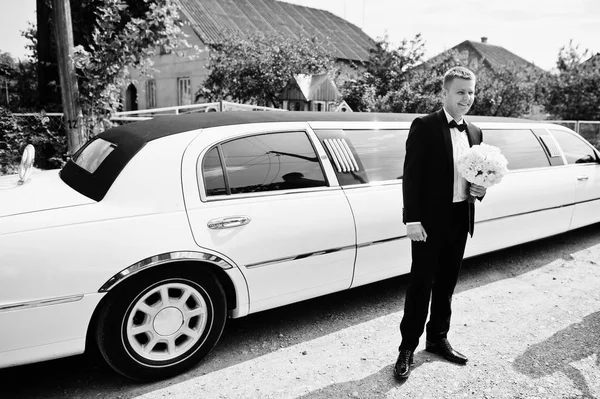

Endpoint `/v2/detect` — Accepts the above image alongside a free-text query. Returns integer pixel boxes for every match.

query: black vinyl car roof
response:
[96,111,531,142]
[59,111,533,201]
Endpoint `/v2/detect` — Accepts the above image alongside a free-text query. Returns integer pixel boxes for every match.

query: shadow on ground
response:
[513,311,600,399]
[294,350,464,399]
[1,223,599,398]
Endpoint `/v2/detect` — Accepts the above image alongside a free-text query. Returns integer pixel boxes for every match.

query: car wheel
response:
[95,266,226,381]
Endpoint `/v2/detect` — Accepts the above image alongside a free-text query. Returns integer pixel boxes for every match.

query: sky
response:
[0,0,598,71]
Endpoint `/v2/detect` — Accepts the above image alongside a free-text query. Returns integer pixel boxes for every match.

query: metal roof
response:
[453,40,543,71]
[177,0,375,62]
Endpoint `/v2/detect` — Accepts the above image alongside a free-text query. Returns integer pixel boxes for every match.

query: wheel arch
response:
[85,251,241,354]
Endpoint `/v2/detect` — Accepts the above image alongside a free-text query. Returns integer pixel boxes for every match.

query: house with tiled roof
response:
[426,37,544,73]
[126,0,375,111]
[280,73,341,111]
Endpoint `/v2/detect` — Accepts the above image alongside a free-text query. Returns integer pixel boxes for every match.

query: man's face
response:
[443,78,475,120]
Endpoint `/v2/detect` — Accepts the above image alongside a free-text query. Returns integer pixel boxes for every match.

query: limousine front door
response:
[181,124,356,315]
[546,128,600,229]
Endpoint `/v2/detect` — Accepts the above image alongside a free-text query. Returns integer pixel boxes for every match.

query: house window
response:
[288,101,303,111]
[312,101,325,112]
[177,77,192,106]
[146,79,156,109]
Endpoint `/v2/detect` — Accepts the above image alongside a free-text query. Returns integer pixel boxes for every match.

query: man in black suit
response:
[394,67,486,380]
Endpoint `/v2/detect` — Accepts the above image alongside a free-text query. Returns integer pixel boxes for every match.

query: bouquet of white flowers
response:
[457,143,509,202]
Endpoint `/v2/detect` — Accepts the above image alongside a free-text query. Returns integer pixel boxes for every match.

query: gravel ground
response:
[1,224,600,399]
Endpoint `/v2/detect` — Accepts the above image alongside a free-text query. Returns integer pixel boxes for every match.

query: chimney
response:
[481,37,488,44]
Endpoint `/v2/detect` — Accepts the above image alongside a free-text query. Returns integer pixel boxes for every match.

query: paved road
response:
[2,224,600,398]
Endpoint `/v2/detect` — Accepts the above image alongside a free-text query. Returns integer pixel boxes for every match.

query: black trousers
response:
[399,200,469,351]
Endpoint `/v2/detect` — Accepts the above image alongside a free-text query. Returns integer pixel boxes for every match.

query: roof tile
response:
[177,0,375,62]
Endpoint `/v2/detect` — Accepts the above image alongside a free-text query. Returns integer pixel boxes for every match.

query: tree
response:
[0,107,67,175]
[347,38,546,118]
[69,0,192,133]
[25,0,192,139]
[0,51,39,111]
[199,33,334,107]
[543,41,600,120]
[374,50,465,113]
[470,61,546,117]
[340,34,425,112]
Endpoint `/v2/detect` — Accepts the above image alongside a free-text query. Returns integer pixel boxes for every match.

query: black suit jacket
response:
[402,109,483,237]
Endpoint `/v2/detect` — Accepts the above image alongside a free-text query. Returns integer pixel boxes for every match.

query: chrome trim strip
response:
[245,236,408,269]
[99,251,234,292]
[331,140,350,171]
[323,138,359,173]
[204,186,339,202]
[357,236,406,248]
[245,245,356,269]
[323,140,343,172]
[478,203,574,224]
[328,139,349,172]
[539,134,562,158]
[342,180,402,189]
[0,294,83,313]
[338,139,360,171]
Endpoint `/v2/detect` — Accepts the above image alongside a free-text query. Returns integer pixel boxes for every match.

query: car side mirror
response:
[18,144,35,185]
[574,154,597,164]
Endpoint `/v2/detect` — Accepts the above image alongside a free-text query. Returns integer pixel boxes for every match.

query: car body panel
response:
[0,293,103,368]
[0,169,94,219]
[343,182,412,287]
[182,122,356,313]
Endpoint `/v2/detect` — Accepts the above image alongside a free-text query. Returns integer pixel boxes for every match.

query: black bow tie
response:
[449,120,467,132]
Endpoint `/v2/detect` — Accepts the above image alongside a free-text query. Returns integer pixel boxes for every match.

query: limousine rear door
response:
[181,123,356,314]
[313,126,412,288]
[548,128,600,229]
[466,127,575,257]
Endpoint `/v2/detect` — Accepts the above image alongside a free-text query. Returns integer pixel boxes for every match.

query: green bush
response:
[0,107,67,175]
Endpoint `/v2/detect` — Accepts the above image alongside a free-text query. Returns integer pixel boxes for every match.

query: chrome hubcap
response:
[153,307,184,336]
[126,282,209,362]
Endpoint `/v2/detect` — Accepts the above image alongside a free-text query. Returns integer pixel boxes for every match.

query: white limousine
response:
[1,112,599,380]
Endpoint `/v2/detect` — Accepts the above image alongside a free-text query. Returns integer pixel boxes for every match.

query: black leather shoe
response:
[425,338,468,364]
[393,349,414,380]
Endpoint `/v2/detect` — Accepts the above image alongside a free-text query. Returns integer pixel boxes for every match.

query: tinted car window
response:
[220,132,327,194]
[483,129,550,170]
[343,130,408,182]
[550,129,598,164]
[202,147,227,196]
[72,138,116,174]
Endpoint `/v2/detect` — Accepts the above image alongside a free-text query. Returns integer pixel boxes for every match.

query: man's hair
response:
[443,67,476,89]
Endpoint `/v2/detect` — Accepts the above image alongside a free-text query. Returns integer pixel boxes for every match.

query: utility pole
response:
[37,0,57,106]
[52,0,83,155]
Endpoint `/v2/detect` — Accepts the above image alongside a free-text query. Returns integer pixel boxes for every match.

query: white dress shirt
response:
[443,108,470,203]
[406,109,470,226]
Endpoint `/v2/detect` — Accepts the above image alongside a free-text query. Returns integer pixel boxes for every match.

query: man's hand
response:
[470,184,487,198]
[407,223,427,242]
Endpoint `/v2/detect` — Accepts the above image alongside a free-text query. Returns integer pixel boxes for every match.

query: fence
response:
[10,109,600,151]
[546,120,600,149]
[110,101,286,123]
[12,101,286,133]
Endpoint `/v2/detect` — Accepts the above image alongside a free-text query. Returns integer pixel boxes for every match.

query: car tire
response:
[95,266,227,381]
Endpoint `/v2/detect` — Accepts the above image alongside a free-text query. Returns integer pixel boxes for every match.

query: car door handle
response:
[577,175,589,181]
[207,216,252,229]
